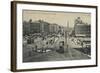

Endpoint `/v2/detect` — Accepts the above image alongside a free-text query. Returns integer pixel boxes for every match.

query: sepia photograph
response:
[23,10,91,62]
[11,1,97,71]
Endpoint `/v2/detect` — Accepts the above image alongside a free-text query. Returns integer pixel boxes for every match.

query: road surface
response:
[23,47,90,62]
[23,36,91,62]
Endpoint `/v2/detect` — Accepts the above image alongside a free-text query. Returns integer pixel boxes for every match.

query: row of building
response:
[23,17,91,38]
[23,19,65,36]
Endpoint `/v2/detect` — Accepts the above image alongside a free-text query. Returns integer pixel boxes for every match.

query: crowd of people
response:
[23,33,65,53]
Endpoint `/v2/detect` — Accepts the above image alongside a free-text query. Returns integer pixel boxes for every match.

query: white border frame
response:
[16,3,96,70]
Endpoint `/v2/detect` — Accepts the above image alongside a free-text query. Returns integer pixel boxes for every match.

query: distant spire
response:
[67,21,69,28]
[67,21,69,31]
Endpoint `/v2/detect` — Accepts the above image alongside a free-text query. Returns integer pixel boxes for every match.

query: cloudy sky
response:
[23,10,91,27]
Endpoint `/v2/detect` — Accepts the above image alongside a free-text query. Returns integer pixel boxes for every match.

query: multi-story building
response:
[74,24,91,37]
[23,21,31,36]
[72,17,91,37]
[23,19,65,36]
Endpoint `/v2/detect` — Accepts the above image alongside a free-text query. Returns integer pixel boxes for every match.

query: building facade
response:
[23,19,64,36]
